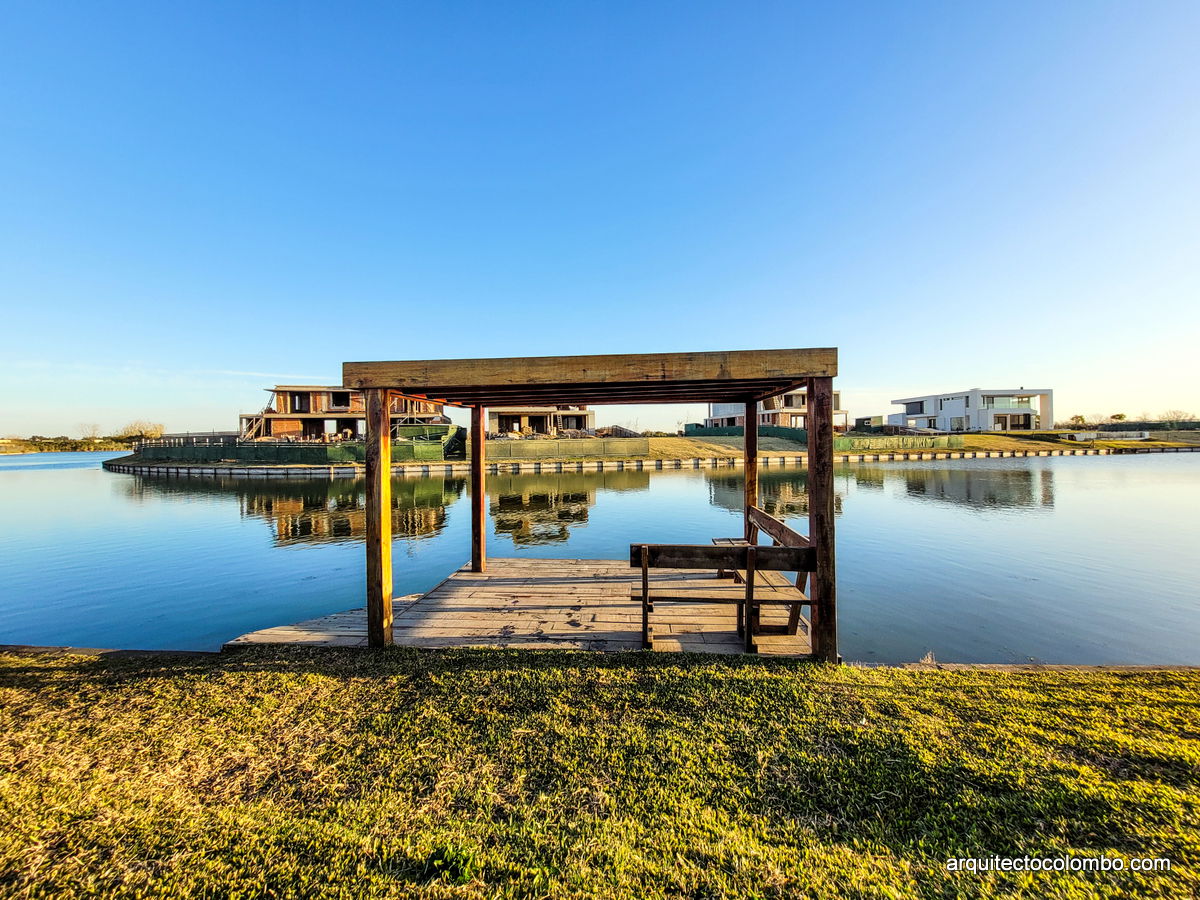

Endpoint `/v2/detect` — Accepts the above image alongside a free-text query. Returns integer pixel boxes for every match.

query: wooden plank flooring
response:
[224,558,811,656]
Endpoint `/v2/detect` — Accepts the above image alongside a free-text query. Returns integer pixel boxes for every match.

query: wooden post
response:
[364,388,393,647]
[641,544,651,649]
[744,400,758,543]
[743,544,756,653]
[471,405,486,572]
[807,376,838,662]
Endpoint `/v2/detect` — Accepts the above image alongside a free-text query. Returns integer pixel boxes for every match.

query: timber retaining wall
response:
[95,446,1190,480]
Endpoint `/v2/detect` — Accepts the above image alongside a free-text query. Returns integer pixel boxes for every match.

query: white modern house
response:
[887,388,1053,432]
[705,387,850,431]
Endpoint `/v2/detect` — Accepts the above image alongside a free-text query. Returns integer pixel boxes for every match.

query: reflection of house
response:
[237,477,463,544]
[887,389,1053,432]
[705,388,849,431]
[487,406,596,436]
[706,470,844,518]
[240,386,447,440]
[491,488,594,545]
[488,470,648,545]
[900,466,1054,510]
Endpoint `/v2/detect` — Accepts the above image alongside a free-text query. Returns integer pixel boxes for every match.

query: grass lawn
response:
[956,435,1083,452]
[654,435,1192,456]
[958,435,1191,452]
[648,437,809,458]
[2,650,1197,898]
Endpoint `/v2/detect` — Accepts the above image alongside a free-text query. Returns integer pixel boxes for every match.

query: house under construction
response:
[487,405,595,436]
[240,385,447,440]
[704,387,850,432]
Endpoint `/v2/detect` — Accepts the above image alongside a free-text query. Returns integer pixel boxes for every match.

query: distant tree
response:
[116,420,165,439]
[1160,409,1196,424]
[1109,413,1126,422]
[1069,415,1086,427]
[78,423,103,440]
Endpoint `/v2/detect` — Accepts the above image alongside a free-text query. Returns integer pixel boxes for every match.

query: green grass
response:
[1,650,1197,898]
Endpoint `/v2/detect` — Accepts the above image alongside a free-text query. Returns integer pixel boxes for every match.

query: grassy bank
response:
[0,439,128,454]
[1,649,1197,898]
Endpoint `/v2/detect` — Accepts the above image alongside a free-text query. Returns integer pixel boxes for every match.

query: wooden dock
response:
[224,557,810,655]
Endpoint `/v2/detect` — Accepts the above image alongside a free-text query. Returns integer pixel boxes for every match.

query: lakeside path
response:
[1,647,1196,898]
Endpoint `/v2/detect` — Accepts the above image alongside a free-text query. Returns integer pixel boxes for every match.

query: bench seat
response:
[629,582,806,604]
[711,537,809,635]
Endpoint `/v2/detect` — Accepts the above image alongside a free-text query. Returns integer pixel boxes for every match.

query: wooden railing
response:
[747,506,810,548]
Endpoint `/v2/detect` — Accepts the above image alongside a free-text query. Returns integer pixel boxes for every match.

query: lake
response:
[1,451,1197,664]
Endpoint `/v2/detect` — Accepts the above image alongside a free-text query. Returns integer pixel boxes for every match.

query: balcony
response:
[983,397,1037,410]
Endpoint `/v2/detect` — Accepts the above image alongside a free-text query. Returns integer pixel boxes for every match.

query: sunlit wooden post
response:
[471,405,486,572]
[364,388,393,647]
[744,399,758,543]
[807,376,837,662]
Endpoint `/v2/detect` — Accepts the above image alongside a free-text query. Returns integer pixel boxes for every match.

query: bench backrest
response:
[629,543,816,572]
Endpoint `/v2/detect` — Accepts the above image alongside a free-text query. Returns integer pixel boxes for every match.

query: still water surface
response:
[1,451,1197,663]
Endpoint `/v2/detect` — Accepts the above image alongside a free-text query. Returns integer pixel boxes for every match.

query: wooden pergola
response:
[342,348,839,661]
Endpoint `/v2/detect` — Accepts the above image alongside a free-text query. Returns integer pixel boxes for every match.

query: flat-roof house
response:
[887,388,1053,432]
[705,387,849,432]
[240,385,447,440]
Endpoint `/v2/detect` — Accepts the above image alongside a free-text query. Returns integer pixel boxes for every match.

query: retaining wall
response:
[99,446,1170,480]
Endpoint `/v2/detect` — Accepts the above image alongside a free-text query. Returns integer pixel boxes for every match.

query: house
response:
[240,385,447,440]
[886,388,1053,432]
[487,405,595,436]
[704,387,849,432]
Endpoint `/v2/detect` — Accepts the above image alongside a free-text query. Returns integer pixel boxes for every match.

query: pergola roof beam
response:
[344,348,836,406]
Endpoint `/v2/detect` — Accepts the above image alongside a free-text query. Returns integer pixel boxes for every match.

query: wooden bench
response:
[630,543,815,652]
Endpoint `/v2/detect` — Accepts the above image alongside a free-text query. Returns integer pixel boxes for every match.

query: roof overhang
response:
[343,348,837,408]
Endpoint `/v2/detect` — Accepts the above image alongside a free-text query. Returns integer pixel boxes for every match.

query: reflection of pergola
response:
[343,348,839,660]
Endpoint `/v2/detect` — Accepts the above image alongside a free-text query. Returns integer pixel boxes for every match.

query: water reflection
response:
[705,469,845,517]
[117,462,1056,552]
[490,470,649,545]
[898,465,1054,510]
[706,463,1055,516]
[121,475,466,544]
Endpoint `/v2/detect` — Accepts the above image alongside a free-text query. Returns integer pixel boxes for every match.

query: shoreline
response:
[3,644,1200,671]
[91,445,1200,479]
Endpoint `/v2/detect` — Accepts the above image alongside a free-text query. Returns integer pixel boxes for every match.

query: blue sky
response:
[2,1,1198,435]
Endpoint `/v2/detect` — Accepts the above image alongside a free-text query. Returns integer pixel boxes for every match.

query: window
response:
[290,392,310,414]
[330,391,351,409]
[905,401,925,415]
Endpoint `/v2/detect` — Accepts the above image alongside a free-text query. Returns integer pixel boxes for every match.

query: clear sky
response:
[2,1,1198,436]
